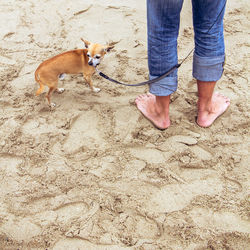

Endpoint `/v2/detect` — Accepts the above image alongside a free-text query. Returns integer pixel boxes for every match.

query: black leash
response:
[96,0,226,87]
[95,63,181,87]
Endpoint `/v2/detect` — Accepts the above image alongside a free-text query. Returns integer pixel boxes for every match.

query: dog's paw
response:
[50,103,56,108]
[57,88,65,94]
[93,87,101,93]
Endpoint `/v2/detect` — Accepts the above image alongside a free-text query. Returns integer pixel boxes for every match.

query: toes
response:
[135,93,155,104]
[136,95,142,100]
[138,94,147,99]
[221,94,229,100]
[135,94,155,105]
[135,94,146,103]
[135,98,140,105]
[214,92,230,102]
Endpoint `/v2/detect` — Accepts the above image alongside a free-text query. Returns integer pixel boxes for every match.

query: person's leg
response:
[135,0,184,129]
[192,0,230,127]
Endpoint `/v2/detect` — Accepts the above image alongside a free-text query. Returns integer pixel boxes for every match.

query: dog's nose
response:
[88,61,93,66]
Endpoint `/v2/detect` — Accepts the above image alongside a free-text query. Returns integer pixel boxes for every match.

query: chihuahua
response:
[35,38,114,107]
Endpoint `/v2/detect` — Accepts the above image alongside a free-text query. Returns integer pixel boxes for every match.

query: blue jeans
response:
[147,0,226,96]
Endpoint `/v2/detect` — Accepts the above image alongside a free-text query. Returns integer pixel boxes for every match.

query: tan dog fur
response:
[35,39,114,107]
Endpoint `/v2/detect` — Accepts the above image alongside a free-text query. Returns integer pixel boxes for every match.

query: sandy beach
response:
[0,0,249,249]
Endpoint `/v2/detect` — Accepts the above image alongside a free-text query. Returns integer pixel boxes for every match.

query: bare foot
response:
[135,93,170,130]
[197,92,230,127]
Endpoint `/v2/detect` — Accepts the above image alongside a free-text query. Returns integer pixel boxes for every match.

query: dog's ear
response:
[81,38,90,48]
[104,40,119,52]
[104,45,115,53]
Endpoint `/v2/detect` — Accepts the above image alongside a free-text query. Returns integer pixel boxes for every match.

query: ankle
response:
[198,96,212,112]
[155,101,169,119]
[197,80,216,111]
[155,95,170,113]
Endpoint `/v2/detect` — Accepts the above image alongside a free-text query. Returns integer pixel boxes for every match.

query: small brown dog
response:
[35,38,114,107]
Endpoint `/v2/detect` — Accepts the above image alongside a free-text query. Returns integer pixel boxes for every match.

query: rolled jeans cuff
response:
[149,74,177,96]
[193,53,225,82]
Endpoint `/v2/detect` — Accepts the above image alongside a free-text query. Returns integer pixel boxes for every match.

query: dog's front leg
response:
[84,74,100,92]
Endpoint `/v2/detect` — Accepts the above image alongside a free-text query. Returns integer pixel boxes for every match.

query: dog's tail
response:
[35,70,45,96]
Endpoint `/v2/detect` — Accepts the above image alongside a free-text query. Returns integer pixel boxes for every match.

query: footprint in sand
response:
[129,147,166,164]
[114,106,140,143]
[0,156,23,196]
[1,218,41,242]
[189,208,250,234]
[147,177,223,213]
[63,110,106,153]
[53,238,130,250]
[54,201,89,223]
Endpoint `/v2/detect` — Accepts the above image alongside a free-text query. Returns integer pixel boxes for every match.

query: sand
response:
[0,0,249,249]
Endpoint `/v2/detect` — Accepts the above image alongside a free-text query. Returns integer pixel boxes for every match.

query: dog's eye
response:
[95,55,100,59]
[87,53,90,57]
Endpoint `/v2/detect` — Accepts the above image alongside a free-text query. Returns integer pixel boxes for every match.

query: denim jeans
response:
[147,0,226,96]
